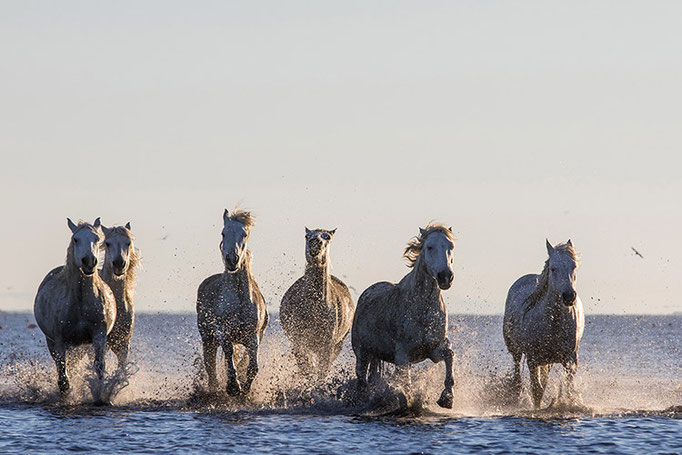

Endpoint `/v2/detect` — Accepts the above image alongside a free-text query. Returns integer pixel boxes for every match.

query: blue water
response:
[1,313,680,454]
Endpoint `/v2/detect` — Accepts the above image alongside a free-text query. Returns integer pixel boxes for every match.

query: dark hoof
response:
[437,390,454,409]
[225,379,242,396]
[93,399,111,407]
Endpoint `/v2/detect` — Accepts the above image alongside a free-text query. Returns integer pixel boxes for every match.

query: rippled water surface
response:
[1,313,680,454]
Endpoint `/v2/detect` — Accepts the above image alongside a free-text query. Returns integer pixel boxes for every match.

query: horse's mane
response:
[403,222,455,268]
[526,242,580,309]
[226,208,255,228]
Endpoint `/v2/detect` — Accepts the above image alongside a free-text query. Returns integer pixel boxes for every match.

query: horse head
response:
[304,227,336,265]
[102,222,135,277]
[546,239,579,306]
[420,226,455,290]
[67,217,103,276]
[221,208,253,273]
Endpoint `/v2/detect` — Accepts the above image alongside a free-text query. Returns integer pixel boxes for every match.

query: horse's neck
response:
[65,267,99,306]
[102,265,133,309]
[531,290,569,323]
[304,258,331,301]
[399,255,440,303]
[223,251,254,301]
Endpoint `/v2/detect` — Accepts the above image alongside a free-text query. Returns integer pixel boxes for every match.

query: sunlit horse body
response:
[280,228,354,378]
[197,209,269,395]
[352,223,457,409]
[34,218,116,400]
[503,239,584,408]
[102,222,139,370]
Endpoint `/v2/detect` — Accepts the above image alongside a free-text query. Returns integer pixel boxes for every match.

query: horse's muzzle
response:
[437,271,454,290]
[81,257,97,275]
[562,290,577,306]
[112,258,126,276]
[224,255,239,272]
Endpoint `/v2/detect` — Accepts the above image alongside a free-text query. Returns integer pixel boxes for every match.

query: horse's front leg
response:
[47,338,70,397]
[92,331,107,382]
[561,356,580,403]
[242,335,260,394]
[430,339,455,409]
[201,337,219,391]
[222,340,242,396]
[527,357,546,409]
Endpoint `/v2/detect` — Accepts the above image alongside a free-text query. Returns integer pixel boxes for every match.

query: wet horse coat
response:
[503,239,584,408]
[280,228,354,378]
[34,218,116,400]
[197,209,268,395]
[352,223,456,408]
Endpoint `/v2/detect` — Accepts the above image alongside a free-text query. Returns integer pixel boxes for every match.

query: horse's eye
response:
[321,233,331,240]
[426,246,433,251]
[73,238,78,244]
[551,267,556,273]
[105,242,110,247]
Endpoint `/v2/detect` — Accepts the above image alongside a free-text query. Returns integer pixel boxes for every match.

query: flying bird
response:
[631,247,644,259]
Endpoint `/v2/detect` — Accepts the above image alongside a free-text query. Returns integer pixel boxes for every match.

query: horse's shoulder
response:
[282,276,306,301]
[358,281,396,304]
[198,273,222,295]
[330,275,351,297]
[509,274,538,296]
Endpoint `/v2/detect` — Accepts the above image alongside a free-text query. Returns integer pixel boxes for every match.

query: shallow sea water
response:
[0,312,680,454]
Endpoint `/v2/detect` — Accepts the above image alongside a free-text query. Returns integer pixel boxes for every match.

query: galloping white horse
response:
[280,227,354,379]
[503,239,584,408]
[102,222,139,370]
[352,223,457,408]
[197,209,269,395]
[34,218,116,401]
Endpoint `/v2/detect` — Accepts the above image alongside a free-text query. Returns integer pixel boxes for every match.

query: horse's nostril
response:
[562,291,576,303]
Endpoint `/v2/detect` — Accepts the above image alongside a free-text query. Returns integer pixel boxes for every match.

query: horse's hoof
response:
[225,379,242,396]
[93,398,111,407]
[437,390,453,409]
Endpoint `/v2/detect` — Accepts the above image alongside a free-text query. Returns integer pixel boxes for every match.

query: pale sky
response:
[1,1,680,314]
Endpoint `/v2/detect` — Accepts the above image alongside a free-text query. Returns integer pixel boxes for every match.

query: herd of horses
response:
[33,209,584,409]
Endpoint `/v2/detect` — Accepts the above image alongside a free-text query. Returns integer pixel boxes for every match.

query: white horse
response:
[280,227,354,379]
[503,239,584,409]
[352,223,456,409]
[34,218,116,401]
[102,222,139,370]
[196,209,269,395]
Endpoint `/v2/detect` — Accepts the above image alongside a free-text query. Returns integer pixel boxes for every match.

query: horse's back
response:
[352,281,398,355]
[34,266,67,336]
[503,274,538,353]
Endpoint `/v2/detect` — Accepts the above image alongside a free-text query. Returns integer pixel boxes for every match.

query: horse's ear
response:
[125,222,131,230]
[448,226,453,232]
[419,227,426,236]
[567,238,573,247]
[305,227,311,236]
[102,225,111,235]
[93,217,101,228]
[223,209,229,222]
[329,228,337,236]
[546,238,554,255]
[67,218,78,233]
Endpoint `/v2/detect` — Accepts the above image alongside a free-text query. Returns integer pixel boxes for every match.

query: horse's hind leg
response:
[201,337,219,391]
[47,339,70,397]
[242,335,260,394]
[222,341,242,396]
